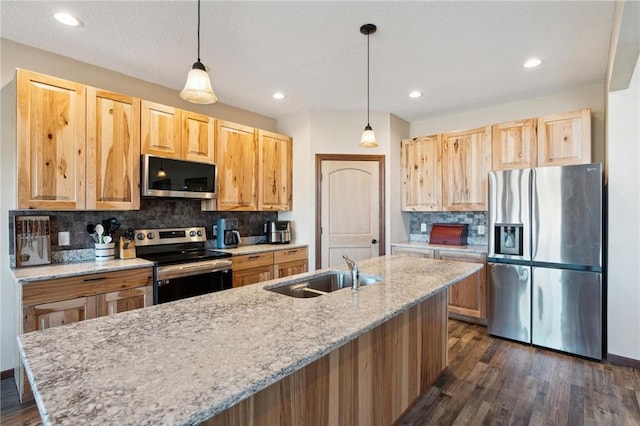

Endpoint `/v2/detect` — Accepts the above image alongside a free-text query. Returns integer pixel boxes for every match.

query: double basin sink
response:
[265,271,382,298]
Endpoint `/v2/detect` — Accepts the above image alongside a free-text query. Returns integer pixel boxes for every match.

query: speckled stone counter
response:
[12,258,154,284]
[392,240,488,254]
[19,255,481,426]
[216,242,308,256]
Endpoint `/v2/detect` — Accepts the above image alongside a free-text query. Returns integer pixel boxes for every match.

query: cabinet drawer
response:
[391,247,435,258]
[436,251,485,263]
[23,267,153,306]
[274,247,308,263]
[232,252,274,271]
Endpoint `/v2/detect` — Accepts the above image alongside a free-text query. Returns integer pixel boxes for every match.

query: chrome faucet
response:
[342,255,360,292]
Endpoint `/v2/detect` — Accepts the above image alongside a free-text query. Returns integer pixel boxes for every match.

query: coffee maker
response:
[216,218,241,249]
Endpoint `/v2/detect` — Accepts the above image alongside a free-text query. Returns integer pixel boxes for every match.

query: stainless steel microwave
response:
[141,154,217,199]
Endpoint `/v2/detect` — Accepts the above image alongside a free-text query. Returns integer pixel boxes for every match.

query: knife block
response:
[14,215,52,267]
[119,236,136,259]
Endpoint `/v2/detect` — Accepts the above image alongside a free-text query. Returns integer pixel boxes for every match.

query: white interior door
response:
[321,160,380,268]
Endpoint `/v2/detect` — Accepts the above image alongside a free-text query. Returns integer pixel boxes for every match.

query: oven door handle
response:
[156,261,232,281]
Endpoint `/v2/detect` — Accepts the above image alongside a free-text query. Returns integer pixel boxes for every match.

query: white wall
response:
[278,111,409,270]
[607,56,640,361]
[0,39,277,372]
[411,84,606,164]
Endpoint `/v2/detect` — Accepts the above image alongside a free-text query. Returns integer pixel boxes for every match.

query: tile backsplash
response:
[8,198,277,258]
[408,211,488,245]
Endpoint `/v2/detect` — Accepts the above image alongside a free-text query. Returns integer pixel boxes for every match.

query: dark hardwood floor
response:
[2,320,639,425]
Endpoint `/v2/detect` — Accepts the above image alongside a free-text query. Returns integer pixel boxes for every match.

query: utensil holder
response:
[95,242,116,261]
[119,237,136,259]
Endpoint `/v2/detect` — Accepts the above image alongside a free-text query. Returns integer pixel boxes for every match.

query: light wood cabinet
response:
[86,87,141,210]
[442,126,492,211]
[232,252,274,287]
[181,110,215,163]
[537,108,591,167]
[436,251,486,322]
[18,267,153,401]
[392,245,486,324]
[273,247,308,278]
[401,135,442,211]
[17,69,87,210]
[215,120,258,211]
[492,119,537,171]
[141,101,181,159]
[257,130,292,211]
[17,69,141,211]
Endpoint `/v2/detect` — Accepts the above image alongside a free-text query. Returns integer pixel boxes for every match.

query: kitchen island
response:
[18,255,482,425]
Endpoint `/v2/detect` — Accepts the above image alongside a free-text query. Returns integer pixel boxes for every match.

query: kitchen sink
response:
[265,271,382,298]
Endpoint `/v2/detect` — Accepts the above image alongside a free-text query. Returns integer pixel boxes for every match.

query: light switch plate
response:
[477,225,486,235]
[420,223,427,232]
[58,231,70,246]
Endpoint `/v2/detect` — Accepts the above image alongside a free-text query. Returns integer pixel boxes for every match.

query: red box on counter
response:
[429,223,468,246]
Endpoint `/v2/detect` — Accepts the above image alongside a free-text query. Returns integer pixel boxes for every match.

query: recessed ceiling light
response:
[54,12,82,27]
[523,58,542,68]
[272,92,285,100]
[409,90,423,98]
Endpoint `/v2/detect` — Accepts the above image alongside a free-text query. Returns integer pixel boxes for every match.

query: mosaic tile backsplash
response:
[9,198,277,258]
[408,211,488,245]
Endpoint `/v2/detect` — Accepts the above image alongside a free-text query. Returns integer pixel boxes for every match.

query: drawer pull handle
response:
[248,256,260,260]
[288,250,297,254]
[83,277,107,282]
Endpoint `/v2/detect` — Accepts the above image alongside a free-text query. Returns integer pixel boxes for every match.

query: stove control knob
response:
[146,232,155,240]
[189,230,196,237]
[197,230,203,236]
[136,233,145,240]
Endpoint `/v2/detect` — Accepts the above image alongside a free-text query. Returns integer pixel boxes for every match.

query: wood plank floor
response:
[2,320,639,425]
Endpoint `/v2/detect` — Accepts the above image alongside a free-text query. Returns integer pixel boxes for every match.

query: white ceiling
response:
[0,1,616,122]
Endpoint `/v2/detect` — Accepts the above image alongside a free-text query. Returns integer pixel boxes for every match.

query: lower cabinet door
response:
[96,285,153,316]
[233,265,273,287]
[23,296,97,332]
[274,259,308,278]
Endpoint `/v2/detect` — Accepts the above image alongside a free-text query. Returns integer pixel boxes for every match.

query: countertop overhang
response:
[18,255,482,425]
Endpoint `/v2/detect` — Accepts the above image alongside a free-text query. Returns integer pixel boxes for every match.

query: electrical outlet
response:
[212,225,217,238]
[477,225,486,235]
[420,223,427,232]
[58,231,70,246]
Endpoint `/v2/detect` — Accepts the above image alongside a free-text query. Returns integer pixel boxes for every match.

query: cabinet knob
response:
[371,239,378,244]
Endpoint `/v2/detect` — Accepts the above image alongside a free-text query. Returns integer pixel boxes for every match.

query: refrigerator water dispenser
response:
[494,224,523,256]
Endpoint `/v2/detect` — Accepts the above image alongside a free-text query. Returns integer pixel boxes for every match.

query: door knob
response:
[371,239,378,244]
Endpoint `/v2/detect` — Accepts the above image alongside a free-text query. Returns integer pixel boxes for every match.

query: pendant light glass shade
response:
[360,124,377,147]
[359,24,378,148]
[180,0,217,104]
[180,62,218,104]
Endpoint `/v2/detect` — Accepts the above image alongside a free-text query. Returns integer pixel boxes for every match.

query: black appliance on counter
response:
[135,226,232,304]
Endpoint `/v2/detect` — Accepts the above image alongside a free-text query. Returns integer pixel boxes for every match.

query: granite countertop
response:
[216,242,308,256]
[392,240,488,254]
[12,258,154,284]
[19,255,481,426]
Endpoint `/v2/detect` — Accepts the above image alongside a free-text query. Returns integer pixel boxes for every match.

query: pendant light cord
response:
[197,0,201,62]
[366,31,370,125]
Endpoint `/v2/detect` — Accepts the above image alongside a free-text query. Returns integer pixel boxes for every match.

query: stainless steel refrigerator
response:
[487,163,603,359]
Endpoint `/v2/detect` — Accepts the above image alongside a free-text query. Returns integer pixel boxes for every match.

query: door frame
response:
[315,154,386,269]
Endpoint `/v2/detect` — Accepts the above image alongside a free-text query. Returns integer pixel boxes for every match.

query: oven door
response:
[155,260,233,304]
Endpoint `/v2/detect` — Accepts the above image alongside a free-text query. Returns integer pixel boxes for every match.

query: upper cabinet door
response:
[216,120,258,211]
[141,101,181,159]
[17,69,87,210]
[537,109,591,167]
[257,130,292,211]
[442,126,492,211]
[492,119,537,171]
[401,135,442,211]
[86,87,140,210]
[181,111,215,164]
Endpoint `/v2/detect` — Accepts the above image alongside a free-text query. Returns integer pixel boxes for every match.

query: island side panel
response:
[204,288,448,426]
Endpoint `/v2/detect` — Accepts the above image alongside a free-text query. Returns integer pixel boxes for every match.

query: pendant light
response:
[180,0,218,104]
[359,23,377,148]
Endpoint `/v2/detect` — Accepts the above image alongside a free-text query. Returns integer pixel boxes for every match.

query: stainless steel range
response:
[135,227,233,304]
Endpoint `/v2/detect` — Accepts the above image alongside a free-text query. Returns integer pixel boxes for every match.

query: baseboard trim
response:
[607,353,640,369]
[1,368,15,380]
